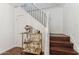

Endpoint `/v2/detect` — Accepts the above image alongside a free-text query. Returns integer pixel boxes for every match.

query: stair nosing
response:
[50,41,73,44]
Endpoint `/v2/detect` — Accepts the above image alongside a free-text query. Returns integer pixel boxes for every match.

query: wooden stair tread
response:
[50,40,73,48]
[50,36,70,42]
[50,41,72,44]
[50,47,77,54]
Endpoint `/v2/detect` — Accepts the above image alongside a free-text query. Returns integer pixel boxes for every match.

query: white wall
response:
[15,7,46,53]
[0,4,15,53]
[63,3,79,52]
[44,7,64,33]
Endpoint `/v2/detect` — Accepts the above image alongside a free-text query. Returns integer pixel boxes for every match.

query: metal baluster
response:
[37,9,39,21]
[42,12,44,25]
[44,14,46,26]
[33,6,36,19]
[34,7,36,19]
[42,12,43,25]
[29,8,31,15]
[40,10,42,21]
[44,13,46,26]
[31,8,32,16]
[39,10,41,22]
[45,14,47,26]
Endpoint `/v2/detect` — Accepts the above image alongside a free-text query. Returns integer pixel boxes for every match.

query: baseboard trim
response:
[74,43,79,53]
[0,45,16,54]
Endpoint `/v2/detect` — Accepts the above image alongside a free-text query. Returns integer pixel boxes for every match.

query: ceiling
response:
[10,3,65,9]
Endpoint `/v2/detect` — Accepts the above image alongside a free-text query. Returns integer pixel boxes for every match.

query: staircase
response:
[22,3,47,27]
[50,33,78,55]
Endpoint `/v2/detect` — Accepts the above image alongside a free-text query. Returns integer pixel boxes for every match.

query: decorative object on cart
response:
[25,25,33,33]
[32,29,40,34]
[21,25,42,55]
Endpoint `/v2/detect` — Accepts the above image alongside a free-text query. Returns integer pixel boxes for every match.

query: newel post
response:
[44,12,50,55]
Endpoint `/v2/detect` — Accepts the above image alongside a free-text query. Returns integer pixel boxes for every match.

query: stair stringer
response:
[14,7,46,52]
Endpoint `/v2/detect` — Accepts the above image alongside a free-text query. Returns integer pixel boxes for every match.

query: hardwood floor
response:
[1,47,44,55]
[1,47,23,55]
[50,33,78,55]
[1,33,78,55]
